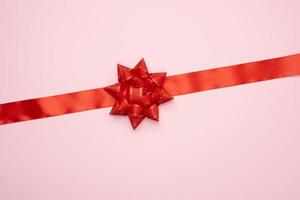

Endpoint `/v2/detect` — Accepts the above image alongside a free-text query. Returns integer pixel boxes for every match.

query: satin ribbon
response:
[1,53,300,127]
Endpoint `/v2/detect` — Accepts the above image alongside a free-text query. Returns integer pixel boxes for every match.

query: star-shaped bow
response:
[104,58,173,129]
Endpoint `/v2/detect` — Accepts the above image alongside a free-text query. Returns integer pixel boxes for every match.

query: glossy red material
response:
[0,88,115,125]
[164,53,300,96]
[104,58,173,129]
[1,53,300,128]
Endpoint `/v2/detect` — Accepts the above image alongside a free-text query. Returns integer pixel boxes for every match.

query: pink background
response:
[1,0,300,199]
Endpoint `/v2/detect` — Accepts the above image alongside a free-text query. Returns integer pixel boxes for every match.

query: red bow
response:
[105,59,173,129]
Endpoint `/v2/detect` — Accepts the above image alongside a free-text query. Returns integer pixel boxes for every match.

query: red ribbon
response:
[1,53,300,128]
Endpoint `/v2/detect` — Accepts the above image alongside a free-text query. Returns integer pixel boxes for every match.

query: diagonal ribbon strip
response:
[1,53,300,127]
[164,53,300,95]
[0,88,115,125]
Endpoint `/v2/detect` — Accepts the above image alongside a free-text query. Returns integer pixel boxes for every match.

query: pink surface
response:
[1,0,300,199]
